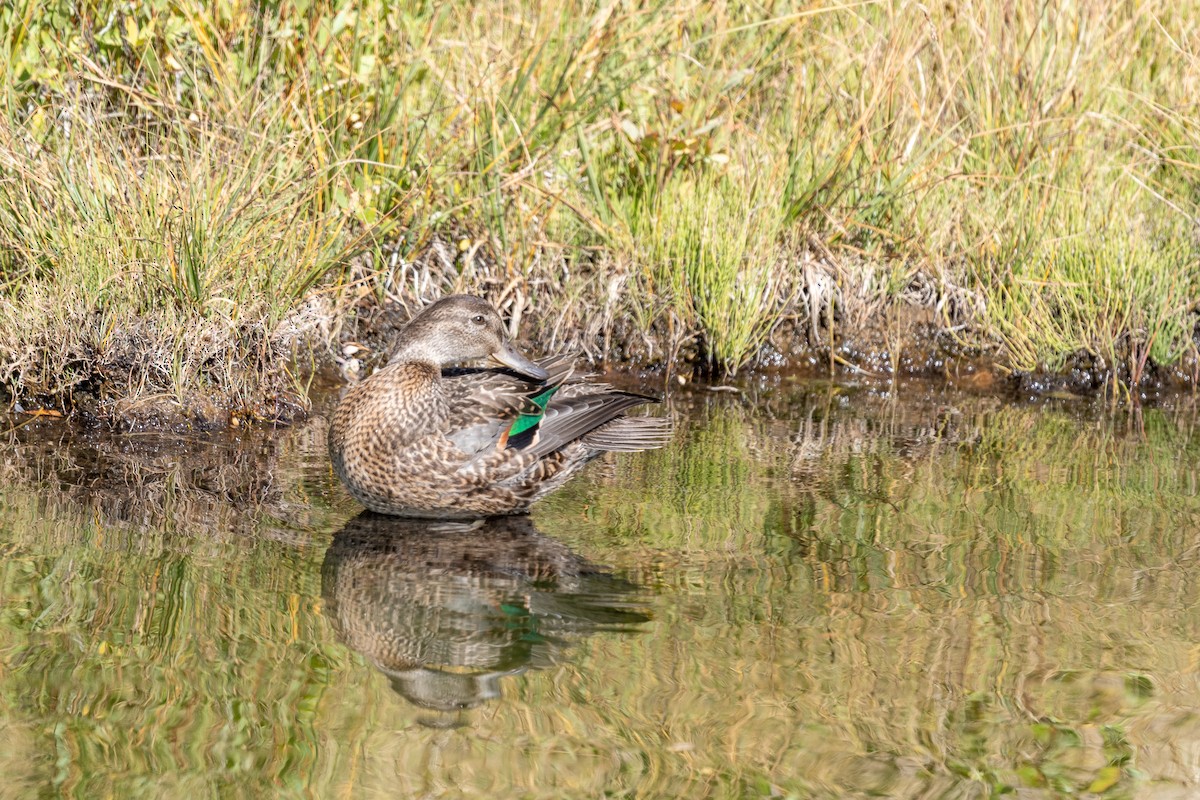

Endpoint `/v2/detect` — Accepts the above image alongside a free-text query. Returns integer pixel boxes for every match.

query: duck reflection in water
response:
[321,512,650,725]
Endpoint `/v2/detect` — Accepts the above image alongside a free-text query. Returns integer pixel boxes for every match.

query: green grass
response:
[0,106,354,420]
[622,159,787,372]
[1,0,1199,420]
[981,225,1198,396]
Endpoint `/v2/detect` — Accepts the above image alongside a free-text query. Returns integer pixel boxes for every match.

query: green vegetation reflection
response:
[0,392,1199,796]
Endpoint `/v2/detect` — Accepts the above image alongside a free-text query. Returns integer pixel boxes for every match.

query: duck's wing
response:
[441,354,575,457]
[511,390,673,459]
[443,354,671,462]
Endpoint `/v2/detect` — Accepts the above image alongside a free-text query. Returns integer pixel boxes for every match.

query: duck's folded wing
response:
[441,354,575,457]
[514,392,672,459]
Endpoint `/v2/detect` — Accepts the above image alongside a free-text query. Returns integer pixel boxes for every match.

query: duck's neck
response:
[388,337,446,369]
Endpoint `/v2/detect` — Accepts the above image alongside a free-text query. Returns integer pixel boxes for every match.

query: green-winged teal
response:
[328,295,671,518]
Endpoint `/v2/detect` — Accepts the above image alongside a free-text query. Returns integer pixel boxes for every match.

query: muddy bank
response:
[761,310,1200,402]
[3,280,1197,431]
[336,290,1200,405]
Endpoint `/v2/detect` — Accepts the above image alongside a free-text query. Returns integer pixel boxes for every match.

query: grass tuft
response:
[627,160,787,372]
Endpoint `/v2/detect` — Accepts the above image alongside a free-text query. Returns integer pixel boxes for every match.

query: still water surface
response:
[2,380,1200,798]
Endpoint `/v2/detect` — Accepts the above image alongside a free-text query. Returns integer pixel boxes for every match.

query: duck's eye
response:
[471,314,486,325]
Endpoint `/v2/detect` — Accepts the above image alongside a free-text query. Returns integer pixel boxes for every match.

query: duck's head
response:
[389,295,548,381]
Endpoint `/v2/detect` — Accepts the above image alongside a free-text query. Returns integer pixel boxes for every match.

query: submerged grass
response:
[1,0,1199,420]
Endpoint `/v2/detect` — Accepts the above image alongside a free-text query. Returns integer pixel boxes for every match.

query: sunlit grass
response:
[1,0,1199,415]
[623,160,787,372]
[0,113,349,310]
[980,226,1198,393]
[0,106,357,419]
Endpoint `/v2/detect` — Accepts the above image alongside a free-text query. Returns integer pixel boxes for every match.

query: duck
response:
[328,295,671,518]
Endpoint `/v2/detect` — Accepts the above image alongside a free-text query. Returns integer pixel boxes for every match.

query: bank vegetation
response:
[1,0,1198,424]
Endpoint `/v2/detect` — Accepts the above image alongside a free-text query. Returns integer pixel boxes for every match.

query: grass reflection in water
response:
[0,384,1198,797]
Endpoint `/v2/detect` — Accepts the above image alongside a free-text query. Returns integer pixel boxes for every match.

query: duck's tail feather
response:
[580,415,674,452]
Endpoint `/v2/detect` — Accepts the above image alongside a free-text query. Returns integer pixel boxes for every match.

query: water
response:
[2,380,1200,799]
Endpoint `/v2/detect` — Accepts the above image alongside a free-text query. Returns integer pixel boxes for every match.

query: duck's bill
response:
[492,341,549,381]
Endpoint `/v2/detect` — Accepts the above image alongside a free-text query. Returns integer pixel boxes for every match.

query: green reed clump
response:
[982,229,1198,391]
[0,117,348,310]
[0,101,357,418]
[626,165,786,372]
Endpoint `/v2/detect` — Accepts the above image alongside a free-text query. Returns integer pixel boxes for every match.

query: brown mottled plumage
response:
[328,295,671,518]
